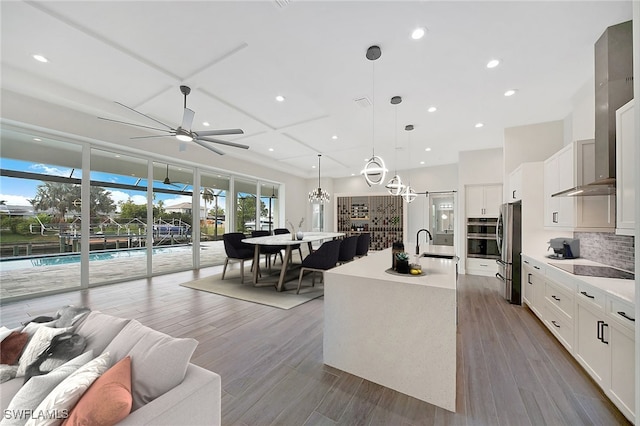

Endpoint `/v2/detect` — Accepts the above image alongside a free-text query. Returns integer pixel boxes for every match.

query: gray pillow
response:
[74,311,130,355]
[102,320,198,411]
[52,306,91,328]
[0,351,94,426]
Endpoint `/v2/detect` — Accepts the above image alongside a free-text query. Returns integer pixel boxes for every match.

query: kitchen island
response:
[323,247,458,412]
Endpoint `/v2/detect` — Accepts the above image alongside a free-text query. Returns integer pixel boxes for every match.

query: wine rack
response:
[337,195,403,251]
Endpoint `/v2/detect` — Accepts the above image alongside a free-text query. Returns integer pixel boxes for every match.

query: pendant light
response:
[402,125,417,203]
[361,45,388,186]
[385,95,405,196]
[309,154,330,203]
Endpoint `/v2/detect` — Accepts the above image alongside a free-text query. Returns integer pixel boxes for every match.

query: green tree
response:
[119,199,148,219]
[236,195,267,232]
[31,182,115,222]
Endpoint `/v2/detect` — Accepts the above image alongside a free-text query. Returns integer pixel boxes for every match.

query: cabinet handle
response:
[524,260,529,264]
[552,211,558,223]
[597,320,603,341]
[601,322,609,344]
[580,291,595,299]
[551,295,560,301]
[617,311,636,322]
[527,273,532,284]
[551,320,560,328]
[533,265,540,270]
[512,190,516,199]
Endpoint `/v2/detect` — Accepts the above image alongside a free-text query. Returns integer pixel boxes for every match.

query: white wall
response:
[567,77,596,143]
[503,120,565,177]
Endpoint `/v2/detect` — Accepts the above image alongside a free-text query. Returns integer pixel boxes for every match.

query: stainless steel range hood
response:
[553,20,633,198]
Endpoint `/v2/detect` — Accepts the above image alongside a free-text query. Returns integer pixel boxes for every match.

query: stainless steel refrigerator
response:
[496,202,522,304]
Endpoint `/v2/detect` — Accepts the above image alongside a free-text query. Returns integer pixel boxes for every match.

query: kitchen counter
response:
[323,248,457,411]
[522,254,635,304]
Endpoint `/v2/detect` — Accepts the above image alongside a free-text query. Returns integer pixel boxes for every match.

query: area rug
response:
[179,273,324,310]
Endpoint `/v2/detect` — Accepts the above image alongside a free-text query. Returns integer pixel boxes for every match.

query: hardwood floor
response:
[0,267,631,425]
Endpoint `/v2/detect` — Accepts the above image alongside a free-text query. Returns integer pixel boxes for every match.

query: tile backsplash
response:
[574,232,635,272]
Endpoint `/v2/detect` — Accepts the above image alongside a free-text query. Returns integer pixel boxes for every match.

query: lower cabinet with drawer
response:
[522,255,635,423]
[466,257,498,277]
[574,290,635,423]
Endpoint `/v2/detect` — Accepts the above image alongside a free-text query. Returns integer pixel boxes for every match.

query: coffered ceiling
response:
[0,1,633,179]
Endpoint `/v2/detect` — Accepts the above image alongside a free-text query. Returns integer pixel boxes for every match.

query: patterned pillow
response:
[25,352,110,426]
[16,327,71,377]
[0,351,94,426]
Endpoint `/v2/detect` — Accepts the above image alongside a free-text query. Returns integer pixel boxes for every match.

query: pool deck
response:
[0,241,234,301]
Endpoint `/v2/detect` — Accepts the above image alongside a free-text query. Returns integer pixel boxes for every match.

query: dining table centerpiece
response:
[288,218,305,241]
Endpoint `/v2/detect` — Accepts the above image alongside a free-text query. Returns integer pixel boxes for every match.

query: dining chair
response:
[221,232,257,284]
[251,230,283,269]
[337,235,359,264]
[355,233,371,257]
[273,228,304,262]
[296,239,342,294]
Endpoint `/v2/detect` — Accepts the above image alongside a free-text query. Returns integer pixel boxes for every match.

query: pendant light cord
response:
[371,61,376,157]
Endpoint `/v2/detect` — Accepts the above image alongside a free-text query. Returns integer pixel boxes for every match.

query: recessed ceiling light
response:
[202,122,210,126]
[486,59,500,68]
[275,95,285,102]
[351,173,355,176]
[115,155,121,158]
[504,89,517,97]
[331,135,338,140]
[425,147,431,152]
[268,148,274,152]
[427,106,437,113]
[312,165,316,169]
[411,27,426,40]
[33,138,41,141]
[32,54,48,63]
[475,123,484,128]
[420,161,425,165]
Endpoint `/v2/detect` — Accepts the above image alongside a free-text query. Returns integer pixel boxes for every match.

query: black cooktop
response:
[549,263,635,280]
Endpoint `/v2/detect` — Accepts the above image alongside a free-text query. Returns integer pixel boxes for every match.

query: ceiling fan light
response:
[176,133,193,142]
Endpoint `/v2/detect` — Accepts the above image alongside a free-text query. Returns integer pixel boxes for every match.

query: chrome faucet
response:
[416,228,433,254]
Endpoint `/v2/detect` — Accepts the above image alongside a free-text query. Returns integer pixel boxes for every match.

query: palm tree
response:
[202,188,215,235]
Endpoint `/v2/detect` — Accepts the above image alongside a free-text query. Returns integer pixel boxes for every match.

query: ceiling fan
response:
[98,85,248,155]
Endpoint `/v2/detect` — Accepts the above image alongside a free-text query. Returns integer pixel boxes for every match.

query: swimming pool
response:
[0,246,193,271]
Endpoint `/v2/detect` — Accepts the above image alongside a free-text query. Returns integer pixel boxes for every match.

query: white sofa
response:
[0,311,221,425]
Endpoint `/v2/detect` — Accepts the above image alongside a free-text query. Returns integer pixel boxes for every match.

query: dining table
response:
[242,232,345,291]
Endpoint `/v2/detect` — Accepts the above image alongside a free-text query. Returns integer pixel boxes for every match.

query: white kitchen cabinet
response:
[609,323,636,421]
[575,301,610,388]
[466,184,502,218]
[544,140,614,231]
[616,100,635,235]
[521,257,545,317]
[544,144,575,228]
[508,166,523,202]
[466,258,498,277]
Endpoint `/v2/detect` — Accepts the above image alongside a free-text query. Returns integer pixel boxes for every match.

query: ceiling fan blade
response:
[130,134,174,140]
[196,136,249,150]
[195,129,244,137]
[114,101,174,130]
[98,117,173,133]
[181,108,195,131]
[193,139,225,155]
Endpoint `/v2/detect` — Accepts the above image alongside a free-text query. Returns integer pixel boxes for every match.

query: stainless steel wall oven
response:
[466,218,499,259]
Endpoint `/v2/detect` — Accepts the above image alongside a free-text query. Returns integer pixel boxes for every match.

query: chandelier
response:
[309,154,330,203]
[385,95,405,196]
[361,45,388,186]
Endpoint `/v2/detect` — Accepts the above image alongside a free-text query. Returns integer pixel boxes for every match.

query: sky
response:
[0,158,224,212]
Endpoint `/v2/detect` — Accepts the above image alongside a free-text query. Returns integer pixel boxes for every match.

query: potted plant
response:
[395,252,410,274]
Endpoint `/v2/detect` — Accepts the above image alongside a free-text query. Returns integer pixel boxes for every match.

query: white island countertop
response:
[323,247,458,412]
